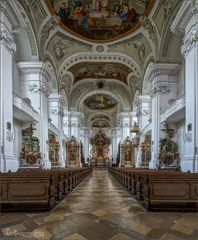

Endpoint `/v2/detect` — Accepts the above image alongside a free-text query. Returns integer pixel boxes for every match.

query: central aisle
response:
[1,170,198,240]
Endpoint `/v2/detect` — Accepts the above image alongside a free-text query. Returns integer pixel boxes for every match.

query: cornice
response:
[146,63,180,83]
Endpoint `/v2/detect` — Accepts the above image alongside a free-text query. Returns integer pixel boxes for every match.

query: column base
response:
[181,155,198,172]
[135,161,141,168]
[0,155,19,172]
[149,160,156,169]
[42,159,51,169]
[59,161,65,168]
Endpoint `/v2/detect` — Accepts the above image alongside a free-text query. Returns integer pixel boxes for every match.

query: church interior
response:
[0,0,198,239]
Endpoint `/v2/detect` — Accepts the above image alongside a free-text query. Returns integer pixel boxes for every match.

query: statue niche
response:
[90,130,111,166]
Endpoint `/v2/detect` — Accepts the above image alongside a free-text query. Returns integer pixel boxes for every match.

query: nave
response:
[1,170,198,240]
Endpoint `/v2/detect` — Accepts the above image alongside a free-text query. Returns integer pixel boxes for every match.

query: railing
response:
[13,93,39,121]
[160,95,185,122]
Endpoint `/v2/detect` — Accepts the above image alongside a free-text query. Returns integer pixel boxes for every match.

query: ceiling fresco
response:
[84,94,117,110]
[69,62,132,85]
[46,0,155,42]
[91,114,110,121]
[92,119,110,128]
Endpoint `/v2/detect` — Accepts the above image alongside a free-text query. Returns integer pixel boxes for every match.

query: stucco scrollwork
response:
[133,41,145,62]
[150,85,170,97]
[28,82,49,97]
[181,26,198,56]
[0,23,16,54]
[142,17,158,47]
[40,17,57,47]
[6,131,14,142]
[184,132,192,143]
[50,109,58,116]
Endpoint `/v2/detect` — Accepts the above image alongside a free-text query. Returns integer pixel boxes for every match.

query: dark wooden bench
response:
[142,172,198,211]
[0,167,92,212]
[109,167,198,211]
[0,172,55,211]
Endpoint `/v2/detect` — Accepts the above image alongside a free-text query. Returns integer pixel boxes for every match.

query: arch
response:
[158,1,183,62]
[11,1,39,61]
[43,58,58,92]
[142,59,155,95]
[58,52,141,80]
[133,89,140,111]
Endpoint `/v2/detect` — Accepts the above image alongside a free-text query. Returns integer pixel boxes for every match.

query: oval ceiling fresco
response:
[46,0,155,42]
[92,119,110,128]
[84,94,117,110]
[69,62,132,85]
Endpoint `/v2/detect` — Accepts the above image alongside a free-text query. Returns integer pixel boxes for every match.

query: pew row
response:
[109,167,198,211]
[0,167,92,212]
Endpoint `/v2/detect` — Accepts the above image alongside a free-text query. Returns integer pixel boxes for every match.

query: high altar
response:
[90,130,111,166]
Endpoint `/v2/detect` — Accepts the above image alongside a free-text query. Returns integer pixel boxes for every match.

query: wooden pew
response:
[0,167,92,212]
[142,172,198,211]
[109,167,198,211]
[0,172,55,211]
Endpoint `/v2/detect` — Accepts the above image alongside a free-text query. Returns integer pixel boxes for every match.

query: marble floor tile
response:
[1,170,198,240]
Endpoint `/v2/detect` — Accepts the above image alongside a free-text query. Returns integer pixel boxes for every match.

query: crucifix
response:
[161,124,174,140]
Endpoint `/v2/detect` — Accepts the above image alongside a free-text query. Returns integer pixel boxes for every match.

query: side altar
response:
[19,124,42,169]
[158,124,180,170]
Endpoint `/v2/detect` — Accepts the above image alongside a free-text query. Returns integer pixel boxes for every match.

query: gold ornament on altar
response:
[19,124,42,168]
[158,124,180,170]
[49,135,60,167]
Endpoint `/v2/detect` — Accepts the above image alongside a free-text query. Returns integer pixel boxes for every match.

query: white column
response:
[71,112,83,142]
[0,17,17,172]
[63,112,71,138]
[80,127,90,164]
[135,95,151,130]
[181,15,198,172]
[48,92,65,167]
[118,112,131,143]
[171,0,198,172]
[148,64,179,168]
[110,127,120,164]
[17,62,51,169]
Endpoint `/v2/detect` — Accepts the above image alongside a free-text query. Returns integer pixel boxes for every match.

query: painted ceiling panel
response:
[46,0,155,42]
[68,62,132,85]
[84,93,117,110]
